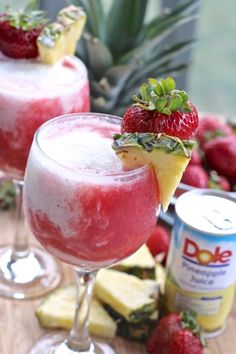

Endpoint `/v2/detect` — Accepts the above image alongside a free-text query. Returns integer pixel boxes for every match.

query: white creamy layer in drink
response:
[37,116,122,174]
[0,51,87,96]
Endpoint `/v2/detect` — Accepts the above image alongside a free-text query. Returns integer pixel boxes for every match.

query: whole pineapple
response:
[72,0,201,115]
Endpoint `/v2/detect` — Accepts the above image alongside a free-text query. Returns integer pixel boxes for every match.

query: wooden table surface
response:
[0,209,235,354]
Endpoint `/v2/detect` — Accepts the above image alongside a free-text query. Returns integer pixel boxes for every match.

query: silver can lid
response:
[175,190,236,235]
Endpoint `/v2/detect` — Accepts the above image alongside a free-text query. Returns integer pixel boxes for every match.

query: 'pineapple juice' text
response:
[164,190,236,338]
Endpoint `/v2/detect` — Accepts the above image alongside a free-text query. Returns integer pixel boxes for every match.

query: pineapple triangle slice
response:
[35,285,117,338]
[112,133,194,211]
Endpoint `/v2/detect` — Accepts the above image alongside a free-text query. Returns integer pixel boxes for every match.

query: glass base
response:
[0,245,62,299]
[29,333,116,354]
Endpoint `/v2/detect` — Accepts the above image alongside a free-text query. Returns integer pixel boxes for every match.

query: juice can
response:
[164,189,236,338]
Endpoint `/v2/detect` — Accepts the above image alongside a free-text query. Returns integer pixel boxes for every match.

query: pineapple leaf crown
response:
[132,77,192,116]
[180,311,206,347]
[0,0,47,31]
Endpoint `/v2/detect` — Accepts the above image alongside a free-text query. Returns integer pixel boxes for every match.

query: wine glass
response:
[23,113,159,353]
[0,53,90,299]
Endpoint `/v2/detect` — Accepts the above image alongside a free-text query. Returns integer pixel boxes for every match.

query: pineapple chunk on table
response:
[95,268,157,323]
[112,244,156,279]
[35,286,116,338]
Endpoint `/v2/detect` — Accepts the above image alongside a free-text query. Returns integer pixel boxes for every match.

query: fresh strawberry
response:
[121,77,199,139]
[181,165,209,188]
[0,2,47,59]
[170,328,204,354]
[204,135,236,179]
[147,311,205,354]
[146,224,171,262]
[152,102,198,140]
[121,106,154,133]
[189,148,202,165]
[147,313,181,354]
[196,115,233,147]
[209,170,231,192]
[0,21,43,58]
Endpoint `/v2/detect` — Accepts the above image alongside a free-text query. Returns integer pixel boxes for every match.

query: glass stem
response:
[12,180,29,259]
[66,270,97,352]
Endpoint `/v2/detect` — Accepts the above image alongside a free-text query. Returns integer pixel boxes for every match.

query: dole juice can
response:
[164,189,236,337]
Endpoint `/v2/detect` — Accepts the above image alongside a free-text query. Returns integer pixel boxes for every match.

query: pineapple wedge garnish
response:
[35,286,117,338]
[112,133,194,211]
[37,5,86,64]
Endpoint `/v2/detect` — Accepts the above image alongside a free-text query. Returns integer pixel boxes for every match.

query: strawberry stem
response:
[133,77,192,115]
[1,0,47,30]
[180,311,206,347]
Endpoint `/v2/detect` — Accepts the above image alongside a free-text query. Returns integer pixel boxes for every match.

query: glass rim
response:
[34,112,151,179]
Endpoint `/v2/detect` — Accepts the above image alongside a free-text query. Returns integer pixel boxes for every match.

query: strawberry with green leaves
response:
[0,0,47,59]
[121,77,199,140]
[147,311,205,354]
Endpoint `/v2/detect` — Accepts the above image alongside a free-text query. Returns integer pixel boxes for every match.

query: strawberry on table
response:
[121,77,199,140]
[181,165,209,188]
[147,311,205,354]
[204,135,236,179]
[0,1,47,59]
[189,148,202,166]
[146,224,171,263]
[196,114,233,147]
[208,171,231,192]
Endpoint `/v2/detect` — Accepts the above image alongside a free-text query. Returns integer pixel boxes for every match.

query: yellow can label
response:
[165,217,236,333]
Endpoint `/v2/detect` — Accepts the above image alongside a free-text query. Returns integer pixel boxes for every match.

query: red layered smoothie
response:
[24,115,158,270]
[0,52,90,179]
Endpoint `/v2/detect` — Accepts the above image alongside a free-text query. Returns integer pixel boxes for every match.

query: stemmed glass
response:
[0,53,90,299]
[23,113,159,354]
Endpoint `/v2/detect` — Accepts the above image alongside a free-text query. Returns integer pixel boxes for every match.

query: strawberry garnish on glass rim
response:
[114,76,198,211]
[121,77,199,140]
[0,0,47,59]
